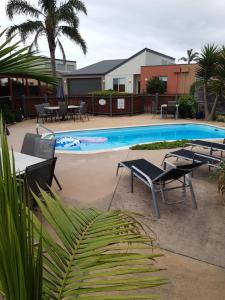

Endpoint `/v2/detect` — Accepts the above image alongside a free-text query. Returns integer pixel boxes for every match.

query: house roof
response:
[65,59,126,76]
[65,48,175,77]
[105,48,175,74]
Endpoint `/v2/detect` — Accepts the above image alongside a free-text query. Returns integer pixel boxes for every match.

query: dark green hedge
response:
[130,140,189,150]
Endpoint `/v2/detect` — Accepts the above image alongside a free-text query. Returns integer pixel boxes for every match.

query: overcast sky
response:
[1,0,225,68]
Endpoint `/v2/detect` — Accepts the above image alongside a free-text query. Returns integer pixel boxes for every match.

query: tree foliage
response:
[146,77,166,94]
[179,49,199,64]
[6,0,87,76]
[0,29,56,84]
[196,44,225,120]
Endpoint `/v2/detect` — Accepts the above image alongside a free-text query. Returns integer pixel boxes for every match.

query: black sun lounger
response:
[116,159,204,218]
[187,139,225,157]
[162,148,222,169]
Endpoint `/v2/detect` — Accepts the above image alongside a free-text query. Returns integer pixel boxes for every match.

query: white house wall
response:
[105,50,175,93]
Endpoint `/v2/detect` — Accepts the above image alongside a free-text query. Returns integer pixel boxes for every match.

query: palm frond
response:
[6,0,42,19]
[59,25,87,54]
[0,32,57,85]
[178,57,187,62]
[7,20,44,42]
[32,191,166,299]
[0,117,43,300]
[196,44,219,81]
[57,0,87,15]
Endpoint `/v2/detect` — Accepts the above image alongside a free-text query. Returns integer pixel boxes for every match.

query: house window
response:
[113,78,125,92]
[161,59,167,65]
[57,63,65,71]
[67,64,75,72]
[159,76,168,91]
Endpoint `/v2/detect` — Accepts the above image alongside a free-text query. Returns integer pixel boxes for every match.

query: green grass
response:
[130,140,189,150]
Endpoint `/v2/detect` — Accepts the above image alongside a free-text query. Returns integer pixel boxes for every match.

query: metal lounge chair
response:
[162,148,222,169]
[24,158,56,206]
[116,158,204,218]
[187,139,225,157]
[21,133,62,190]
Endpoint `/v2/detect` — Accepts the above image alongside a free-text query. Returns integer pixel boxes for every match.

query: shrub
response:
[89,90,129,96]
[146,77,166,94]
[1,103,15,124]
[130,140,189,150]
[216,115,225,122]
[178,95,197,118]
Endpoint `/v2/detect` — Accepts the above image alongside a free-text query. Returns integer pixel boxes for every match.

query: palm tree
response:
[196,44,219,120]
[179,49,199,64]
[6,0,87,77]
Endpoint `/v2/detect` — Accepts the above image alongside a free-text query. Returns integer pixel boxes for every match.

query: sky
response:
[1,0,225,69]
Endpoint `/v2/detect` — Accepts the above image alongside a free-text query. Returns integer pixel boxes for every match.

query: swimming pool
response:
[51,123,225,153]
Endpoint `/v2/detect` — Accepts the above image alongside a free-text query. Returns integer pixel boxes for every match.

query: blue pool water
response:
[51,124,225,152]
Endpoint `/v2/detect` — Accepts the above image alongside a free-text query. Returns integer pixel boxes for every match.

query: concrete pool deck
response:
[8,114,225,300]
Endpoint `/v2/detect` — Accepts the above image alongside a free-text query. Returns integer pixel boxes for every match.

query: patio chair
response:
[187,139,225,157]
[79,102,89,120]
[57,103,68,121]
[24,158,56,207]
[162,148,222,169]
[116,158,204,218]
[21,133,62,190]
[35,103,53,123]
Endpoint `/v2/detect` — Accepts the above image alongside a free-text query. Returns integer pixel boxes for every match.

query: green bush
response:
[130,140,189,150]
[146,77,166,94]
[1,104,15,124]
[216,115,225,122]
[89,90,129,96]
[178,95,197,118]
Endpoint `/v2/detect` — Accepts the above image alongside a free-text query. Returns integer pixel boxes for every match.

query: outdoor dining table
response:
[44,105,80,111]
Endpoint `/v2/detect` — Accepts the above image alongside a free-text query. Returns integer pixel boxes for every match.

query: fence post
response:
[91,94,95,115]
[21,95,27,118]
[131,94,134,115]
[110,95,112,116]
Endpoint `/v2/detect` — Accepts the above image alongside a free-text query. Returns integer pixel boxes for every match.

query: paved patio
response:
[8,115,225,300]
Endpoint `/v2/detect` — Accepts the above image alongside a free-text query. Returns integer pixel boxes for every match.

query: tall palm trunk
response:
[203,82,210,118]
[207,95,219,121]
[49,46,57,78]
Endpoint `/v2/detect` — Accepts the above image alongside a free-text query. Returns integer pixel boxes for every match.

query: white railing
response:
[36,123,55,138]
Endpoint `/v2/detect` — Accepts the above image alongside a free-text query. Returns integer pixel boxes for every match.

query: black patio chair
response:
[162,148,222,169]
[187,139,225,157]
[24,158,56,206]
[116,158,204,218]
[57,103,68,121]
[21,133,62,190]
[35,103,53,123]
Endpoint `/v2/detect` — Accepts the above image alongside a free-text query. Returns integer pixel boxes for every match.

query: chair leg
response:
[130,170,134,193]
[116,163,121,176]
[150,186,160,219]
[186,175,197,209]
[53,174,62,190]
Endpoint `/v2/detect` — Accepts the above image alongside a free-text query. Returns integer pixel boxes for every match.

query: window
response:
[56,63,65,71]
[113,78,125,92]
[159,76,168,91]
[67,64,75,72]
[161,59,167,65]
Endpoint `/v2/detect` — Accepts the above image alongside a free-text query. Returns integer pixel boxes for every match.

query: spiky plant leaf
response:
[0,30,56,85]
[0,116,43,300]
[32,190,166,299]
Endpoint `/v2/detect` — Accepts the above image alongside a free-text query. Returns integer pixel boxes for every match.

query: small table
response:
[13,152,45,174]
[44,105,80,111]
[161,104,179,119]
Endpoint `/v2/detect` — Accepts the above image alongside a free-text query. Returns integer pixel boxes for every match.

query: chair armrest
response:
[131,165,152,185]
[163,160,176,170]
